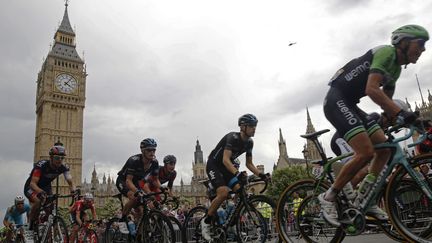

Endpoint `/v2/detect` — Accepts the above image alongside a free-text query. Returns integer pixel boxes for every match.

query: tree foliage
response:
[267,165,311,201]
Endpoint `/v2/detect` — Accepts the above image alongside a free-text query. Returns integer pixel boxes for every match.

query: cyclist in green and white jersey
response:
[320,25,428,226]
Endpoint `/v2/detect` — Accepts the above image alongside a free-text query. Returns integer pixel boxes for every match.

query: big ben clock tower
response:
[34,2,86,205]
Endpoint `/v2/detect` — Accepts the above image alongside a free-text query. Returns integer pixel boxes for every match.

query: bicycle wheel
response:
[386,155,432,243]
[249,195,281,243]
[138,210,175,243]
[371,186,405,242]
[235,203,268,243]
[168,215,183,243]
[275,179,340,243]
[103,218,128,243]
[297,194,345,243]
[182,206,207,243]
[44,216,69,243]
[84,229,99,243]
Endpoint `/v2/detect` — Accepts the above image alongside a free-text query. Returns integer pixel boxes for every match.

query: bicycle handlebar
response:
[246,173,270,194]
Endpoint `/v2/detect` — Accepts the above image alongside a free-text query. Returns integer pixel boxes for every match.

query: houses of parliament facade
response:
[33,3,432,207]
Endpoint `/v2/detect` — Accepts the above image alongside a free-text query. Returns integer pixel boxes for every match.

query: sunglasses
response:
[53,155,65,160]
[141,148,156,152]
[412,38,427,48]
[16,202,24,205]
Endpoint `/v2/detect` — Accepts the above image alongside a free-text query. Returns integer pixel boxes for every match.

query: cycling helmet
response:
[15,195,25,205]
[140,138,157,149]
[163,155,177,164]
[238,113,258,126]
[49,145,66,156]
[83,193,94,202]
[391,24,429,45]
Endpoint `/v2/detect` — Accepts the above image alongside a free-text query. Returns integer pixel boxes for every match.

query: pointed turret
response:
[304,108,321,160]
[194,139,204,164]
[58,2,75,35]
[102,173,106,184]
[49,1,83,62]
[275,128,290,169]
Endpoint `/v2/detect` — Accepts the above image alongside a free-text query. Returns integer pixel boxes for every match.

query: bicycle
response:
[160,196,184,243]
[182,174,270,243]
[75,220,99,243]
[104,189,176,243]
[277,121,432,242]
[31,194,73,243]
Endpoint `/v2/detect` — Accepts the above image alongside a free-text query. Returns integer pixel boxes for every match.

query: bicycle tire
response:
[138,210,175,243]
[84,229,99,243]
[275,179,338,243]
[168,215,183,243]
[43,216,69,243]
[235,203,268,243]
[182,206,207,243]
[249,195,281,243]
[371,186,405,242]
[297,194,345,243]
[386,155,432,243]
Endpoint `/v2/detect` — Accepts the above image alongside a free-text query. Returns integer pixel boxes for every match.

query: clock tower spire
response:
[34,1,87,205]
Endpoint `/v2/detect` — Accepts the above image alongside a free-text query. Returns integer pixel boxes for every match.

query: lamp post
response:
[302,146,310,177]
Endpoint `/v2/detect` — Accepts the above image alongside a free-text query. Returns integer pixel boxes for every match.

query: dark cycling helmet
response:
[163,155,177,164]
[15,195,25,205]
[391,24,429,45]
[238,113,258,126]
[49,145,66,156]
[140,138,157,149]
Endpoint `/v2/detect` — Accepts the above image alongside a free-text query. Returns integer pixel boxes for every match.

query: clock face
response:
[55,74,77,94]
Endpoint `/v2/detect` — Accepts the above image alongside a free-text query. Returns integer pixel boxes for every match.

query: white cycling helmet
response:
[15,195,25,205]
[393,99,410,112]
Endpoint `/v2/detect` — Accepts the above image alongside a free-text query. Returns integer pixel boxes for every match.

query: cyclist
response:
[3,196,30,241]
[115,138,160,221]
[320,25,428,226]
[201,113,270,240]
[69,193,97,243]
[24,145,77,229]
[416,120,432,154]
[157,155,177,197]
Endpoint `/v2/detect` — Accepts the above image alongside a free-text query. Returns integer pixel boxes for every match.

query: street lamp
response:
[302,145,310,177]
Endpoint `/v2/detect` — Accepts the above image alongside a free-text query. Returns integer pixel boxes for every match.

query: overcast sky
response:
[1,0,432,216]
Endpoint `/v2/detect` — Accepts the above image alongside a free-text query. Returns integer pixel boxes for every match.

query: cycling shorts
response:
[324,87,381,142]
[206,159,239,190]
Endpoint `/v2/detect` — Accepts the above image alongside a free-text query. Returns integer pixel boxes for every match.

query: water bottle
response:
[354,174,376,207]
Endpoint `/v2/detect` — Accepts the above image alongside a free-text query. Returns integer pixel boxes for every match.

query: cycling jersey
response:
[158,166,176,189]
[206,132,253,189]
[329,45,401,104]
[69,199,96,224]
[3,204,30,225]
[325,45,400,141]
[24,160,71,199]
[116,154,159,195]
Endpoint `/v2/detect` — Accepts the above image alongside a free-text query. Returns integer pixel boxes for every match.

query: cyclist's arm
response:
[63,170,75,192]
[29,173,44,194]
[222,149,238,175]
[3,208,11,227]
[125,174,139,193]
[245,155,260,176]
[75,209,82,226]
[90,204,97,220]
[365,73,400,117]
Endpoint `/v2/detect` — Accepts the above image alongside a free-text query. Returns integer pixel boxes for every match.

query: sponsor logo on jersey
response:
[344,61,370,81]
[209,170,216,180]
[336,100,358,125]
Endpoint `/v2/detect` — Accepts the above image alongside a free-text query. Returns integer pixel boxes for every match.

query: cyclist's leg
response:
[368,129,391,175]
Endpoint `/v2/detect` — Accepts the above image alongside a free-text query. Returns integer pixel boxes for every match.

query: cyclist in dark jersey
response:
[201,114,269,241]
[24,145,77,229]
[157,155,177,197]
[116,138,160,220]
[319,25,428,226]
